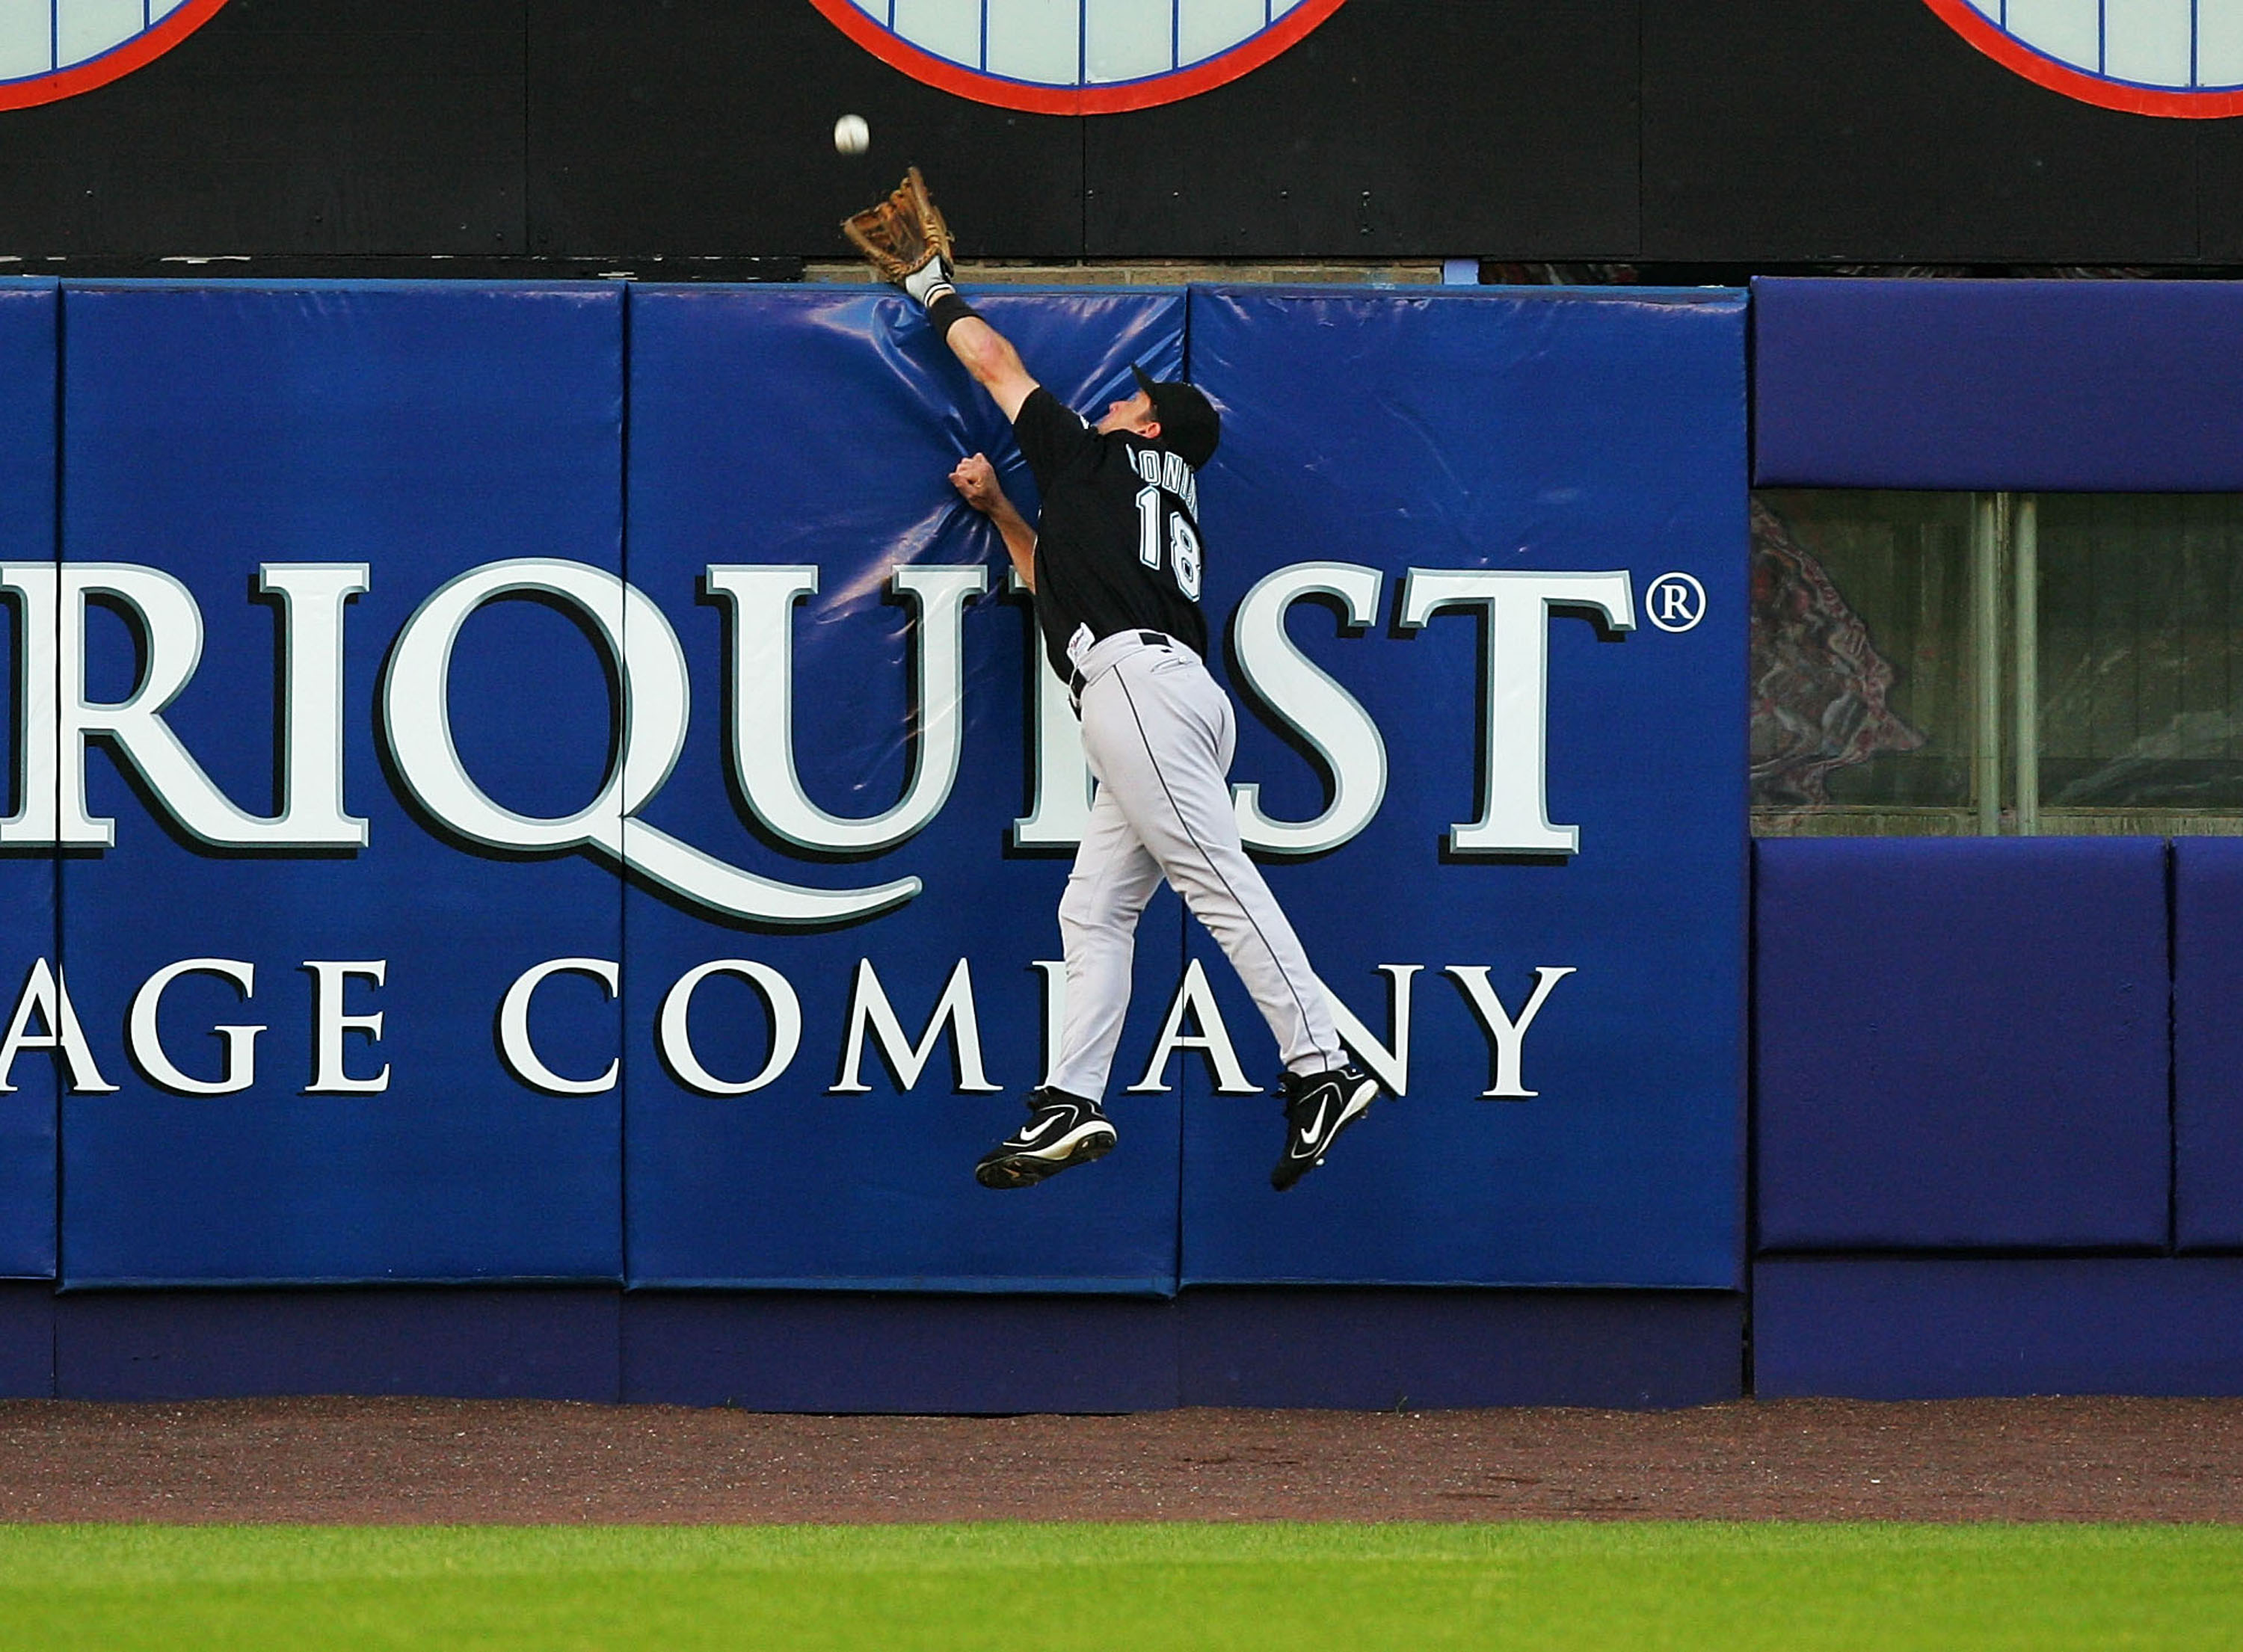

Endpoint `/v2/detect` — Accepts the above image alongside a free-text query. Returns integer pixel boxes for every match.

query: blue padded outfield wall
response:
[0,281,57,1281]
[58,284,628,1286]
[1756,838,2170,1253]
[622,286,1194,1292]
[1178,289,1747,1288]
[2176,839,2243,1252]
[0,279,1747,1323]
[1746,279,2243,1404]
[11,274,2243,1406]
[1753,277,2243,492]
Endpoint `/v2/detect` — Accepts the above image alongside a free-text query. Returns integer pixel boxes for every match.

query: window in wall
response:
[1750,490,1974,834]
[2037,494,2243,825]
[1751,490,2243,837]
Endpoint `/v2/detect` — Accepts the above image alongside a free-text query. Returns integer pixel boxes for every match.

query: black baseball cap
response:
[1131,365,1220,469]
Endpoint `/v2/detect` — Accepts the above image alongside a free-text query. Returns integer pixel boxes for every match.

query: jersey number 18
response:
[1133,484,1203,602]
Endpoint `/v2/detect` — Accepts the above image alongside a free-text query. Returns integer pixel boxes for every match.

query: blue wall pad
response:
[1755,277,2243,490]
[2175,839,2243,1251]
[0,281,57,1279]
[621,1292,1180,1412]
[54,1288,622,1402]
[55,283,627,1284]
[1178,1289,1743,1409]
[0,1284,53,1398]
[1756,837,2169,1251]
[1178,286,1748,1289]
[621,286,1191,1292]
[1756,1259,2243,1399]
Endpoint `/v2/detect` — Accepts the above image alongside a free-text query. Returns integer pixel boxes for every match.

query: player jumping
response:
[846,169,1376,1193]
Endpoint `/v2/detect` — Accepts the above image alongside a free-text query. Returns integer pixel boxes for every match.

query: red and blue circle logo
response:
[0,0,233,112]
[807,0,1351,114]
[1924,0,2243,117]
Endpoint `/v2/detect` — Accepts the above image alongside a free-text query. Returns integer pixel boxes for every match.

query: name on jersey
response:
[1130,445,1199,517]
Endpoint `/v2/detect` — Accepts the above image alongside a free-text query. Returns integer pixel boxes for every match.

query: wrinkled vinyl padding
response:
[23,282,1749,1301]
[1756,836,2169,1251]
[621,286,1191,1292]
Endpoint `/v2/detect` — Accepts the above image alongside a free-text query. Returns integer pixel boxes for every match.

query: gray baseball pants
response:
[1044,629,1344,1102]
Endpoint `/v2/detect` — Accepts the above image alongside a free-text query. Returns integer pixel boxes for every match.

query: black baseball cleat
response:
[1271,1064,1378,1192]
[975,1089,1118,1189]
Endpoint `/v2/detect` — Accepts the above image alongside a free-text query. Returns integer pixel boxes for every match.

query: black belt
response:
[1068,630,1171,706]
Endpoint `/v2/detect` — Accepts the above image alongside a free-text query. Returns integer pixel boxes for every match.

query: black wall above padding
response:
[1641,0,2202,264]
[528,0,1084,262]
[1082,0,1640,259]
[0,0,528,259]
[2195,122,2243,263]
[0,0,2238,267]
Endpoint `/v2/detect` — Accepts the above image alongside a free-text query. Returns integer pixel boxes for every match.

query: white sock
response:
[902,259,956,308]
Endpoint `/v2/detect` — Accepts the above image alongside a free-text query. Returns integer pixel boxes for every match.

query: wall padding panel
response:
[1178,286,1747,1288]
[620,286,1188,1294]
[54,1289,620,1402]
[1756,1260,2243,1399]
[0,282,58,1281]
[1756,837,2169,1251]
[57,282,627,1286]
[1755,278,2243,491]
[2176,839,2243,1252]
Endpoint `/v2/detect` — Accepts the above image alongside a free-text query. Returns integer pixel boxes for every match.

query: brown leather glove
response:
[841,166,957,295]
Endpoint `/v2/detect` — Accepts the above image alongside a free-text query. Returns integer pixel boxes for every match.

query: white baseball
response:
[833,114,870,156]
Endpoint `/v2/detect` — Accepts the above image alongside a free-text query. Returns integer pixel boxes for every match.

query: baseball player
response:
[846,170,1376,1192]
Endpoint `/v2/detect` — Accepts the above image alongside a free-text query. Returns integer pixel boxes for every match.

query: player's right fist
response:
[950,452,1003,514]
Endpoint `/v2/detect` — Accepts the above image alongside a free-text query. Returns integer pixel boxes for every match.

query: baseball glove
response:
[842,166,956,286]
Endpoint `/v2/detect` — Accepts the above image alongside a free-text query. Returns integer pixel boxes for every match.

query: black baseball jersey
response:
[1013,386,1210,681]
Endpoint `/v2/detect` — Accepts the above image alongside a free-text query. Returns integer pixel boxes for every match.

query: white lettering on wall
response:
[381,558,920,927]
[496,957,621,1096]
[1447,964,1576,1097]
[1229,561,1388,856]
[1009,569,1095,849]
[0,557,1649,911]
[303,960,390,1094]
[1397,569,1635,857]
[832,957,1001,1094]
[1030,958,1068,1088]
[0,562,369,850]
[1128,957,1255,1094]
[0,954,1579,1103]
[259,564,372,848]
[128,957,263,1096]
[0,960,114,1094]
[707,563,986,854]
[1323,964,1421,1097]
[657,959,802,1095]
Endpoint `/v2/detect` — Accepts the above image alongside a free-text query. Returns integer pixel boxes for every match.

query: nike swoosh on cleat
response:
[1016,1112,1066,1144]
[1293,1097,1330,1156]
[1020,1121,1116,1161]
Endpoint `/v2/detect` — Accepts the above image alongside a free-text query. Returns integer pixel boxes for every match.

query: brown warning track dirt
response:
[1,1397,2239,1523]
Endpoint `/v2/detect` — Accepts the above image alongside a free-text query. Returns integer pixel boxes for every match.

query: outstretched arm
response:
[939,312,1039,424]
[950,452,1037,591]
[845,169,1041,421]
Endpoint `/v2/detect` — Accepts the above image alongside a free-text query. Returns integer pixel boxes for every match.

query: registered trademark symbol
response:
[1645,572,1705,633]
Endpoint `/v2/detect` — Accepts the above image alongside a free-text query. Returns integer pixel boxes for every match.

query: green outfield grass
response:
[0,1521,2236,1650]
